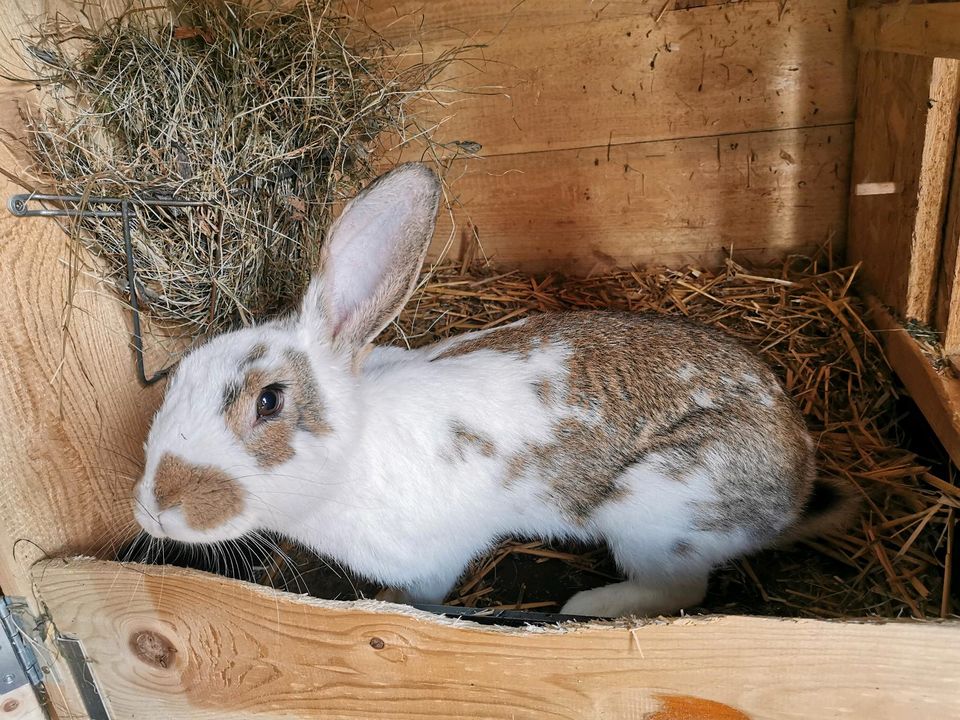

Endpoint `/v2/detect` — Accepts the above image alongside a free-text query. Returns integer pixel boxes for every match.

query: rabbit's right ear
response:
[299,164,441,352]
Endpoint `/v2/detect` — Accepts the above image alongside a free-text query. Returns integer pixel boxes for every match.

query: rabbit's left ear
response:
[299,163,441,350]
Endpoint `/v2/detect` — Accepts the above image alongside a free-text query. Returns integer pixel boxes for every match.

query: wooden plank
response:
[33,558,960,720]
[365,0,855,157]
[853,2,960,58]
[868,297,960,467]
[429,125,851,272]
[907,57,960,321]
[935,134,960,352]
[0,1,161,600]
[0,685,44,720]
[847,51,958,321]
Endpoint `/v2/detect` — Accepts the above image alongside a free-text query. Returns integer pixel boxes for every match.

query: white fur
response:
[134,164,813,618]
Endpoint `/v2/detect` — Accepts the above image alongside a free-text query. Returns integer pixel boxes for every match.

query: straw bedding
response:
[253,251,955,620]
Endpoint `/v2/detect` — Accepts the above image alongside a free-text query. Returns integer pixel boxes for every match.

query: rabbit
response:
[133,162,858,618]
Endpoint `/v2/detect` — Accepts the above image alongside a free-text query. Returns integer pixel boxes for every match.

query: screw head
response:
[1,674,14,686]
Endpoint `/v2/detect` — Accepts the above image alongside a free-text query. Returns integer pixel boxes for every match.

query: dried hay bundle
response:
[9,0,456,333]
[373,252,953,619]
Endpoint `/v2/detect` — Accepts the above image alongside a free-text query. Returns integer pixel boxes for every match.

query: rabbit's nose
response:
[134,502,168,538]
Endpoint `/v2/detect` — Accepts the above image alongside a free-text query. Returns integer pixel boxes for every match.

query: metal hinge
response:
[0,596,48,713]
[1,596,111,719]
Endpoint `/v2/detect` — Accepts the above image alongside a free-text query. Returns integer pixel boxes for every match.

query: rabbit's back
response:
[426,311,815,538]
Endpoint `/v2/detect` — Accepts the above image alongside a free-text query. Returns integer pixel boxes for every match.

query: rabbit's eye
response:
[256,388,283,419]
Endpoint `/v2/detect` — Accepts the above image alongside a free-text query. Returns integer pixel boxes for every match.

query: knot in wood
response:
[130,630,178,669]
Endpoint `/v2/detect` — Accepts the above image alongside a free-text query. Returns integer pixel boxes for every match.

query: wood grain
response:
[853,2,960,58]
[935,137,960,353]
[365,0,855,157]
[33,559,960,720]
[906,57,960,322]
[847,51,953,320]
[430,125,850,272]
[868,297,960,468]
[0,0,163,599]
[0,685,44,720]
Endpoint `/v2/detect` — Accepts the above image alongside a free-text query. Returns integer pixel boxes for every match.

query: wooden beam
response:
[853,3,960,59]
[936,133,960,353]
[429,125,851,272]
[848,51,960,322]
[868,297,960,468]
[33,559,960,720]
[907,57,960,321]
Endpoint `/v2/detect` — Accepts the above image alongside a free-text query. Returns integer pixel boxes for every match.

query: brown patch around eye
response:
[153,453,244,530]
[221,350,330,468]
[285,350,331,436]
[247,420,295,467]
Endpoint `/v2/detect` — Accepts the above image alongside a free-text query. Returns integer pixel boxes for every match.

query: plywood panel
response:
[853,2,960,59]
[431,125,850,272]
[364,0,855,156]
[847,51,959,322]
[34,559,960,720]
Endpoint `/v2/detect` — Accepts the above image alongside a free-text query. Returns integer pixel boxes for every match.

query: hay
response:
[7,0,459,334]
[371,252,952,619]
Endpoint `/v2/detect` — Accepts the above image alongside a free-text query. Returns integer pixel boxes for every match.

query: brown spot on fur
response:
[673,540,694,557]
[221,380,242,415]
[248,420,296,467]
[448,421,496,461]
[222,349,330,467]
[534,379,555,405]
[433,319,545,361]
[448,312,813,531]
[285,350,332,436]
[153,453,244,530]
[243,343,268,366]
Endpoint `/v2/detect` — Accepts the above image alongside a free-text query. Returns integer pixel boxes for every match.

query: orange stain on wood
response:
[647,694,750,720]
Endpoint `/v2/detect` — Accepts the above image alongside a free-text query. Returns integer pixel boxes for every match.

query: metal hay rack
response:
[7,192,208,386]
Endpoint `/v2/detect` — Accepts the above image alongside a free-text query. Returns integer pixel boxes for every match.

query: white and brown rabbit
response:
[134,163,856,617]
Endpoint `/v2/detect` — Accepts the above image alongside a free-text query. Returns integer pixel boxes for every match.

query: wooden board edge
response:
[853,3,960,58]
[867,296,960,467]
[29,557,960,720]
[32,556,960,633]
